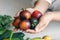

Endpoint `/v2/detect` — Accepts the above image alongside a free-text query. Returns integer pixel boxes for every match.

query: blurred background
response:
[0,0,60,40]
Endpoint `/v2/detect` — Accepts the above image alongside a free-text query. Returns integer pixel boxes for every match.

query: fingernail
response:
[35,28,39,32]
[26,30,29,32]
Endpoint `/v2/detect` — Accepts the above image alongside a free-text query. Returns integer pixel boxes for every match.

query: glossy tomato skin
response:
[31,10,42,19]
[20,10,31,20]
[19,20,30,31]
[30,18,38,29]
[12,17,20,28]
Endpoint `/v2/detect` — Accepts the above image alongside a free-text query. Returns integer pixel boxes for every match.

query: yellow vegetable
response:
[42,35,52,40]
[3,38,9,40]
[32,37,42,40]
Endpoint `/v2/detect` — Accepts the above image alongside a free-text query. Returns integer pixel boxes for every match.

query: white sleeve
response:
[46,0,56,4]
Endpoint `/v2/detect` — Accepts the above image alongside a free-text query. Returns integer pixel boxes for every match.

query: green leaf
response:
[0,15,13,30]
[0,29,6,35]
[11,37,24,40]
[12,32,25,38]
[0,30,12,40]
[0,24,3,30]
[0,16,2,24]
[3,38,21,40]
[11,38,20,40]
[20,37,24,40]
[26,38,32,40]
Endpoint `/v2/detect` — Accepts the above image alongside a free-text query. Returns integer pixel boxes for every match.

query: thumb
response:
[14,10,22,17]
[35,17,46,32]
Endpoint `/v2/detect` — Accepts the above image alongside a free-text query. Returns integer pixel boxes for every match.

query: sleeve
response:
[32,0,56,4]
[45,0,56,4]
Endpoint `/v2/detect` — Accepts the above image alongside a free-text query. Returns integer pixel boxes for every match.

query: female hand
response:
[26,12,54,34]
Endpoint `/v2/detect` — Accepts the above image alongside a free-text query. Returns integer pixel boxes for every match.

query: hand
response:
[26,12,54,34]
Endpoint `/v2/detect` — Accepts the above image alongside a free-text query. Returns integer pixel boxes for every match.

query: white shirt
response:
[31,0,60,11]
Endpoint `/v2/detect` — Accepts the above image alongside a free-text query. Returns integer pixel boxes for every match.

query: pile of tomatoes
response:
[12,9,42,31]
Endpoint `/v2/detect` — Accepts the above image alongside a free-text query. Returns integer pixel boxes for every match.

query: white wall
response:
[0,0,60,40]
[0,0,32,17]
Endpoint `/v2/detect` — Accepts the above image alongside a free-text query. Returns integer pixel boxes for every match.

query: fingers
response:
[35,17,46,31]
[35,15,50,33]
[25,23,48,34]
[35,23,45,32]
[25,15,47,34]
[14,10,22,17]
[26,29,37,34]
[36,23,48,33]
